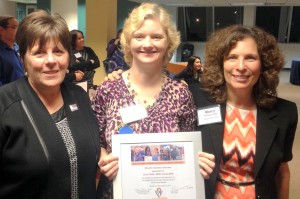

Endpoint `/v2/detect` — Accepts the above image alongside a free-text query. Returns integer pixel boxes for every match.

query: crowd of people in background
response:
[0,2,298,199]
[130,145,184,162]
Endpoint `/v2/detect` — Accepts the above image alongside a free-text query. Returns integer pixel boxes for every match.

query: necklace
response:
[126,72,165,109]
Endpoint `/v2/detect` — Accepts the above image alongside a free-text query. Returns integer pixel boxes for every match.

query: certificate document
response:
[112,131,205,199]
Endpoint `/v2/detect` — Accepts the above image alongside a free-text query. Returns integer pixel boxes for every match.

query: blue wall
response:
[78,0,86,36]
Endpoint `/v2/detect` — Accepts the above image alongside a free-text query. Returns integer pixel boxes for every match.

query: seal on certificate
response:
[155,188,163,198]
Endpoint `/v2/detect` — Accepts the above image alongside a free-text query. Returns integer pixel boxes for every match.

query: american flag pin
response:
[69,104,79,112]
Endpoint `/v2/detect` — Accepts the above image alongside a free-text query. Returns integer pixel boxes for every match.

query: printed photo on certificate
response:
[112,132,205,199]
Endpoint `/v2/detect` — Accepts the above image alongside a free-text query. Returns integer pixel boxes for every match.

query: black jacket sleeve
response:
[64,72,76,82]
[173,69,188,81]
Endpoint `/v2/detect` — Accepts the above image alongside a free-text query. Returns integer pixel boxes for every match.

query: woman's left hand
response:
[198,152,215,179]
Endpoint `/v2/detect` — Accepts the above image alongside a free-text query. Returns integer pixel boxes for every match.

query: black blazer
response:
[189,83,298,199]
[0,77,100,198]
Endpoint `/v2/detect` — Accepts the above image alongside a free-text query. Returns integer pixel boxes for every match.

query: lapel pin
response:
[69,104,79,112]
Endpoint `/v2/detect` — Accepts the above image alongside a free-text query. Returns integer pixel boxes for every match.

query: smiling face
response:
[223,37,261,95]
[75,32,84,50]
[24,39,69,92]
[193,58,202,71]
[130,18,168,69]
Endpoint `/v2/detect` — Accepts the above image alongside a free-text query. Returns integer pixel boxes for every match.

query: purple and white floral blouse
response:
[91,76,196,153]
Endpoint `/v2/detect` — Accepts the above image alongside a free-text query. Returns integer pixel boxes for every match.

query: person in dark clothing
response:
[173,55,203,85]
[190,25,297,199]
[0,10,100,199]
[105,29,129,74]
[0,15,24,86]
[68,29,100,88]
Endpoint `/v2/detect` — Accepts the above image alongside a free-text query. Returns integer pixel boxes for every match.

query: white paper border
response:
[112,131,205,199]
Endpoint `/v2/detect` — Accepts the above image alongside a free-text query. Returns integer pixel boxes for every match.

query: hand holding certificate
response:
[112,131,205,199]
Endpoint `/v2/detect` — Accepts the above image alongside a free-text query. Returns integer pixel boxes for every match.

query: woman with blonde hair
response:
[92,3,215,198]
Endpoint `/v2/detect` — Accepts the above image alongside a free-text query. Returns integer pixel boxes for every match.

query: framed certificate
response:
[112,131,205,199]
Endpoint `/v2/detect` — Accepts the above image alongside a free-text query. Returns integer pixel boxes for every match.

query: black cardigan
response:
[0,77,100,198]
[66,46,100,82]
[173,69,201,85]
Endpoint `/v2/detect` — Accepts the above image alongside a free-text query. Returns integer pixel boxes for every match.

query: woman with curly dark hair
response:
[190,25,298,199]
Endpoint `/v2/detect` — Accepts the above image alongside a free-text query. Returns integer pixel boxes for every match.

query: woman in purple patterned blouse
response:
[92,3,215,198]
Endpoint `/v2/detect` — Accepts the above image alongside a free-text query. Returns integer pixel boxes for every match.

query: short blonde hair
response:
[121,2,180,66]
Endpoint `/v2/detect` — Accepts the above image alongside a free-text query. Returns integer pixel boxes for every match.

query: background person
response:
[152,148,161,161]
[132,147,144,162]
[173,55,203,85]
[92,3,215,199]
[0,10,100,198]
[0,15,24,86]
[69,29,100,89]
[144,146,152,156]
[190,25,298,199]
[171,147,179,160]
[104,29,129,74]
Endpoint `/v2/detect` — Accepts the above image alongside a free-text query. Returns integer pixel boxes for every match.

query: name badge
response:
[197,105,222,126]
[119,103,148,124]
[74,52,82,58]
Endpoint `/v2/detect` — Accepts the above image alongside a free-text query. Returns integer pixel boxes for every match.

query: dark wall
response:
[117,0,139,31]
[37,0,50,11]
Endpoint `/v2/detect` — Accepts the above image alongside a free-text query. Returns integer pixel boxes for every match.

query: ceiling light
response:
[230,2,265,6]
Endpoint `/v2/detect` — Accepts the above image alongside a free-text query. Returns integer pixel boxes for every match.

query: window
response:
[255,7,281,39]
[255,6,300,43]
[178,7,212,42]
[178,6,300,43]
[290,6,300,42]
[214,7,243,30]
[177,7,243,42]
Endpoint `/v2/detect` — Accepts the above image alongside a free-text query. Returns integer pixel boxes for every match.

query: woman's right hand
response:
[103,69,123,82]
[99,153,119,180]
[198,152,215,179]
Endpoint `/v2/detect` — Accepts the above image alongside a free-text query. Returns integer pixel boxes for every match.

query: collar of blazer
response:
[210,103,279,178]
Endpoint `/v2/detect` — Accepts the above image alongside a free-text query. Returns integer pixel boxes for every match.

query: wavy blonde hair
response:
[120,2,180,66]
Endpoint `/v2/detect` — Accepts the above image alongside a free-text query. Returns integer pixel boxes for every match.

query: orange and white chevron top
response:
[215,103,257,199]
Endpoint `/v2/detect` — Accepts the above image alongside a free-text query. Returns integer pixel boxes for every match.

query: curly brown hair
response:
[202,25,284,109]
